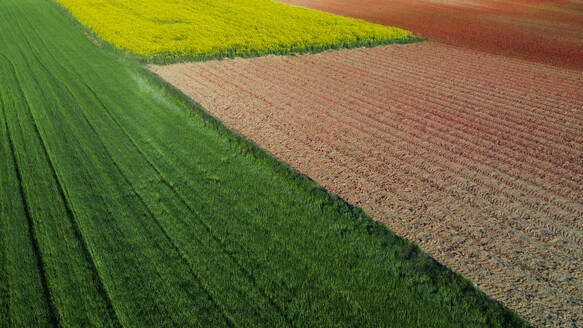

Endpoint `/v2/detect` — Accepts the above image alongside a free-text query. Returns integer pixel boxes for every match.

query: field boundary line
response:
[141,65,529,326]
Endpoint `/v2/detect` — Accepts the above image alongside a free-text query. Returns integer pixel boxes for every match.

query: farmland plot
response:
[277,0,583,70]
[0,0,526,326]
[55,0,416,62]
[150,42,583,327]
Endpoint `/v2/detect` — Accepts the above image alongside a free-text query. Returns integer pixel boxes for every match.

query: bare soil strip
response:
[150,42,583,327]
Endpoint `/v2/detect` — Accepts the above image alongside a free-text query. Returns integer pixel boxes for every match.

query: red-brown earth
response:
[277,0,583,70]
[150,43,583,327]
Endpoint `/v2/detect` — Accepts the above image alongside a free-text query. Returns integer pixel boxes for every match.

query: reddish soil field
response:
[150,43,583,327]
[277,0,583,70]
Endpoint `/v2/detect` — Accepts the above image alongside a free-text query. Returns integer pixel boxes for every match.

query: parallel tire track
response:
[6,14,126,324]
[0,63,58,327]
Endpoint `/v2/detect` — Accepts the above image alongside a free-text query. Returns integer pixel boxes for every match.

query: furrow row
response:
[313,52,583,153]
[184,64,583,276]
[218,60,583,224]
[236,55,583,193]
[261,56,583,199]
[367,44,583,94]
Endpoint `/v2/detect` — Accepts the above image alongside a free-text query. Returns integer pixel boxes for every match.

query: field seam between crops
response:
[179,58,583,302]
[138,77,381,323]
[0,54,60,328]
[148,68,385,323]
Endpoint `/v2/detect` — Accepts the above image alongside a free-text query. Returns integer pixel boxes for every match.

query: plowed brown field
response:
[277,0,583,70]
[150,43,583,327]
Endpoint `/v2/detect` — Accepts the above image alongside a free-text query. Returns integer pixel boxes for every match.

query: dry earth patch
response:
[276,0,583,70]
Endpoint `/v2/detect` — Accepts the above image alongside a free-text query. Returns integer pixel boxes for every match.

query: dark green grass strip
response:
[0,0,529,326]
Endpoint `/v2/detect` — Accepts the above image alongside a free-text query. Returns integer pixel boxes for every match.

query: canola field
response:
[55,0,414,61]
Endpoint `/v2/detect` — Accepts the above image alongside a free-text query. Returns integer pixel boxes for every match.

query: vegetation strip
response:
[54,0,420,63]
[0,0,527,326]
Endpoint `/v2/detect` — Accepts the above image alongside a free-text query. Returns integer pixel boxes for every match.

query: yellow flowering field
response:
[56,0,415,61]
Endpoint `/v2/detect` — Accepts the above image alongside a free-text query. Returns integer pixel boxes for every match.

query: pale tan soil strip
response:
[150,42,583,328]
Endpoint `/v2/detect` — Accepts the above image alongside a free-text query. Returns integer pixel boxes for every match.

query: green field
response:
[0,0,528,327]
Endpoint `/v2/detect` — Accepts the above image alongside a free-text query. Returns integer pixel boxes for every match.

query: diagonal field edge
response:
[140,64,528,326]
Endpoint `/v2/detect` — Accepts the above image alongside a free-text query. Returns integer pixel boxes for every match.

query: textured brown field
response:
[150,42,583,327]
[277,0,583,70]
